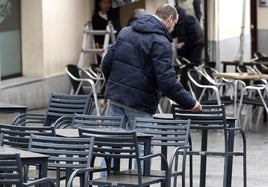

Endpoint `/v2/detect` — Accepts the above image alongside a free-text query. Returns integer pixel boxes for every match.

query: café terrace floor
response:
[0,106,267,187]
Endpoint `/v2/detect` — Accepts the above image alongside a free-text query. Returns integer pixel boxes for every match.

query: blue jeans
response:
[108,103,153,130]
[100,103,153,177]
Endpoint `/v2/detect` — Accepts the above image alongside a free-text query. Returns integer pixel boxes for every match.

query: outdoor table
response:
[55,128,152,175]
[213,72,268,80]
[0,102,27,113]
[221,61,268,72]
[0,145,49,187]
[153,113,236,187]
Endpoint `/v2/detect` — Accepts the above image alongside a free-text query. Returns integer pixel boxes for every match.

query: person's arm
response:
[151,39,199,110]
[193,0,202,22]
[101,42,116,80]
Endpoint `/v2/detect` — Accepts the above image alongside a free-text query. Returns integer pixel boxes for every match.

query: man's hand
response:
[176,42,185,49]
[191,101,202,112]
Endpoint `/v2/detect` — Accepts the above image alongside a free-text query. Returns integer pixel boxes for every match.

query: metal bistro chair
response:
[172,104,247,187]
[0,123,55,150]
[187,68,234,106]
[75,128,168,187]
[236,64,268,130]
[133,118,191,187]
[65,64,107,116]
[0,153,56,187]
[28,134,94,187]
[54,113,124,129]
[12,92,93,127]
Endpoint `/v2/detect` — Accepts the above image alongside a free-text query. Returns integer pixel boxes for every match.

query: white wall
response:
[21,0,92,77]
[212,0,251,67]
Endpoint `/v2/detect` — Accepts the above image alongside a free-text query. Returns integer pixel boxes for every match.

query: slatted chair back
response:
[28,134,94,187]
[0,123,55,150]
[78,128,167,187]
[54,114,124,129]
[72,114,124,128]
[44,93,93,126]
[12,92,93,127]
[134,118,191,187]
[0,153,56,187]
[0,153,24,186]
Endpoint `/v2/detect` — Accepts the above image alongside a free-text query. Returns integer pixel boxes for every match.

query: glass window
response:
[0,0,21,80]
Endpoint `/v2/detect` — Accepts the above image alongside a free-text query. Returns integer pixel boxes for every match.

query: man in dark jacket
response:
[102,4,202,129]
[171,5,204,90]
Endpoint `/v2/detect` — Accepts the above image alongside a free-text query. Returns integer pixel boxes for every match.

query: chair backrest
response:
[78,128,139,175]
[54,114,124,129]
[44,92,93,126]
[28,134,94,186]
[71,114,124,128]
[134,118,190,148]
[0,123,55,150]
[0,153,24,186]
[187,68,219,103]
[66,64,85,94]
[172,104,227,130]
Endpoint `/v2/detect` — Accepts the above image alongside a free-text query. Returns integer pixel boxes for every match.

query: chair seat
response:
[90,174,164,186]
[239,97,268,106]
[119,169,182,177]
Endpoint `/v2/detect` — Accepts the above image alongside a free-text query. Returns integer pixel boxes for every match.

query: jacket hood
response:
[132,15,173,42]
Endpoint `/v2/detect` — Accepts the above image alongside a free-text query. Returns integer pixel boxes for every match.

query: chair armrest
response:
[66,167,94,187]
[24,177,56,187]
[54,115,74,129]
[168,145,190,169]
[12,113,46,126]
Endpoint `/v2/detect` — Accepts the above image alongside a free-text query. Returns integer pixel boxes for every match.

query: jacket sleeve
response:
[151,39,196,109]
[101,42,116,80]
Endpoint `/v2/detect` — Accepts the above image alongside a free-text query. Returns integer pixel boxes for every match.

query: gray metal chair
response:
[0,123,55,150]
[28,134,94,187]
[12,92,93,126]
[76,128,168,187]
[65,64,107,116]
[54,113,124,129]
[133,118,191,187]
[187,68,234,106]
[0,153,56,187]
[172,104,247,187]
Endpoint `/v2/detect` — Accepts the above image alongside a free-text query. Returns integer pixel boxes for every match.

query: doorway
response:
[250,0,257,58]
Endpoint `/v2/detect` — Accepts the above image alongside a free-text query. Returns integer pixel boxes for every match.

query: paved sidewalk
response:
[1,109,268,187]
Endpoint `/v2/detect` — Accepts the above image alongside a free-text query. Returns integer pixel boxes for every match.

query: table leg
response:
[39,159,48,187]
[143,137,151,176]
[199,128,208,187]
[224,118,235,187]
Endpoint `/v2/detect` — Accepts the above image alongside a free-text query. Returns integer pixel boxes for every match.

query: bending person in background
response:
[171,5,204,90]
[102,4,202,130]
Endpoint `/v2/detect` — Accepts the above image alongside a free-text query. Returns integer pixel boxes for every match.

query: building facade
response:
[0,0,267,109]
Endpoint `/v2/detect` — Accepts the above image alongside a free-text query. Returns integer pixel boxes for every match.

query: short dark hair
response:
[155,4,178,21]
